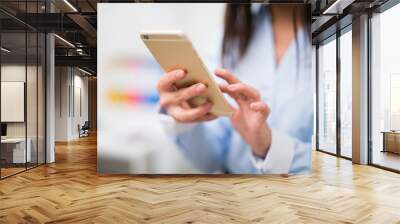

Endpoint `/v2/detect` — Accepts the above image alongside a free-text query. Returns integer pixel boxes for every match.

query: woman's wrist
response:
[251,125,272,158]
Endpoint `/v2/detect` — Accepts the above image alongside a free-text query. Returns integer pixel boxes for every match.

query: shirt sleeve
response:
[159,113,198,136]
[250,128,312,174]
[158,111,231,173]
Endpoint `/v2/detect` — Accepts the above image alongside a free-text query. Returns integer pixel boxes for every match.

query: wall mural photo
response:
[97,3,312,174]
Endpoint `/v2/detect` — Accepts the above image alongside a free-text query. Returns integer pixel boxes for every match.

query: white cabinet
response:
[1,138,32,163]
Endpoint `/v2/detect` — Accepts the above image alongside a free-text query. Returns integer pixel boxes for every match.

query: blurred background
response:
[97,4,225,173]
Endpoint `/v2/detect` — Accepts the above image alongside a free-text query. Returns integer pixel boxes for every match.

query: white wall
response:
[55,67,68,141]
[1,65,38,138]
[1,65,27,140]
[71,73,89,138]
[1,82,25,122]
[1,66,26,128]
[55,67,89,141]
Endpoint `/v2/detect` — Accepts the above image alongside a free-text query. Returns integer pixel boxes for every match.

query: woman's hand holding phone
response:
[158,69,217,123]
[157,68,271,157]
[215,69,272,158]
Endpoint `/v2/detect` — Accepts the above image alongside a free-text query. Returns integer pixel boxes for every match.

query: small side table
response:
[381,131,400,154]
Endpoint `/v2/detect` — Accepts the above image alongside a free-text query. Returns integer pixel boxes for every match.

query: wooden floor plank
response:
[1,135,400,223]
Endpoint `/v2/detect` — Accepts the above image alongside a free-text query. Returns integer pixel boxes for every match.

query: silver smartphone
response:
[141,30,233,117]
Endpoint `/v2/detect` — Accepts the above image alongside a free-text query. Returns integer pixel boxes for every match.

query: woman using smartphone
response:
[158,4,313,174]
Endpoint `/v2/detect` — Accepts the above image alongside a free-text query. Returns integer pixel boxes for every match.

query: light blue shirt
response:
[160,8,313,174]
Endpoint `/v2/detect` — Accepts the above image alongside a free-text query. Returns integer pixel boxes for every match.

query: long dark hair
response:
[222,4,311,68]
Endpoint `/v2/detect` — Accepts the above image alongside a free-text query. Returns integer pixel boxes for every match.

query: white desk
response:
[1,138,31,163]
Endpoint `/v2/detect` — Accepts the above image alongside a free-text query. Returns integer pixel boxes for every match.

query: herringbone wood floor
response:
[1,135,400,224]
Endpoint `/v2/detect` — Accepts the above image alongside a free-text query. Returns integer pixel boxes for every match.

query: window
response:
[317,37,337,154]
[370,2,400,171]
[339,29,352,158]
[0,1,47,179]
[316,25,353,159]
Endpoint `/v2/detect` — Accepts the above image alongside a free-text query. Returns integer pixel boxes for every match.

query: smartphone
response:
[140,30,234,117]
